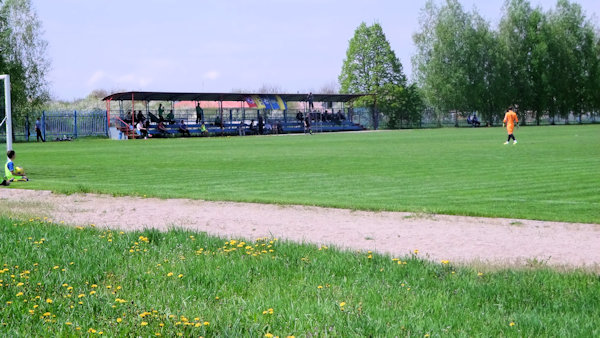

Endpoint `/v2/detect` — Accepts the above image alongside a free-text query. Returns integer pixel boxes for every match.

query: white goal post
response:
[0,74,12,151]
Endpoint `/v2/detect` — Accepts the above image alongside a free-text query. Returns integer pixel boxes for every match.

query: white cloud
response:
[86,70,106,87]
[203,70,220,81]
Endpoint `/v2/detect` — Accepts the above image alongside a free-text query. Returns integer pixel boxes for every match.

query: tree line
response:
[341,0,600,128]
[0,0,49,122]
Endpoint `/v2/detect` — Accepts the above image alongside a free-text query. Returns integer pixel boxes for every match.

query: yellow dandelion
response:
[204,321,209,326]
[65,322,72,325]
[167,272,174,277]
[509,322,515,327]
[477,272,484,276]
[46,298,53,304]
[16,292,23,297]
[141,321,148,326]
[117,318,122,323]
[178,274,183,278]
[317,285,323,289]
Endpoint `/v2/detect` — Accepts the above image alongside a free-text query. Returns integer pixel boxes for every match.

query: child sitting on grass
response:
[2,150,28,185]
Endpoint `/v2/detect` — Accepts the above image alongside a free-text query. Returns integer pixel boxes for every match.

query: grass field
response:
[9,125,600,223]
[1,218,598,336]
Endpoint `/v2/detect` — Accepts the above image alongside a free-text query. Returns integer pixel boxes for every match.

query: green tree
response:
[498,0,553,125]
[0,0,50,119]
[339,22,406,129]
[413,0,505,124]
[379,83,424,129]
[545,0,598,121]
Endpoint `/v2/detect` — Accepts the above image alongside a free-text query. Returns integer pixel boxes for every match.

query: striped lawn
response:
[8,124,600,223]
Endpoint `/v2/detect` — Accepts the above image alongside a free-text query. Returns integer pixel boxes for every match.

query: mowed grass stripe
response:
[9,125,600,223]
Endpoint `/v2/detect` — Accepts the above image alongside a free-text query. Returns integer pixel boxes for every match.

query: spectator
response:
[166,110,175,124]
[178,120,191,137]
[215,114,223,129]
[136,110,146,124]
[158,104,165,121]
[157,121,169,136]
[472,114,480,127]
[258,113,264,135]
[296,111,304,123]
[200,122,208,136]
[265,122,272,134]
[249,119,256,134]
[337,110,345,121]
[276,120,284,134]
[136,121,148,139]
[238,122,246,136]
[195,102,204,124]
[35,117,45,142]
[307,92,314,110]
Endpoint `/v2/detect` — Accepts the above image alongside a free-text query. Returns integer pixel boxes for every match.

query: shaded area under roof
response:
[102,91,367,103]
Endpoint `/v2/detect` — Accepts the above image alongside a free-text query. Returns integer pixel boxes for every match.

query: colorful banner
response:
[262,96,273,110]
[245,96,257,108]
[246,95,287,110]
[251,95,266,109]
[274,95,287,110]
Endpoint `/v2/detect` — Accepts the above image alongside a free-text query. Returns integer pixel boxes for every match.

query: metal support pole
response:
[73,110,78,138]
[1,75,12,151]
[42,111,46,141]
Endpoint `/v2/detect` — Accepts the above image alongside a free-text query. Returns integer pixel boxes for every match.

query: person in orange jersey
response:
[503,107,519,145]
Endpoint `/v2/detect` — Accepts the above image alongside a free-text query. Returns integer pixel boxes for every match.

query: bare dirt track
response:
[2,189,599,270]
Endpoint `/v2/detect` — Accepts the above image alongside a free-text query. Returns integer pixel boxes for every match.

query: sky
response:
[33,0,599,101]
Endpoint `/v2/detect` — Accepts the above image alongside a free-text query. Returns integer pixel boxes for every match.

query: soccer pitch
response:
[10,125,600,224]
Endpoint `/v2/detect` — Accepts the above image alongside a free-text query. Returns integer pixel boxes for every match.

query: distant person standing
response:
[258,113,264,135]
[158,104,165,121]
[307,92,314,110]
[503,107,519,145]
[35,117,45,142]
[195,102,204,124]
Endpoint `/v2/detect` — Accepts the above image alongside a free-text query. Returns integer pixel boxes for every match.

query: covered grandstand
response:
[102,91,367,138]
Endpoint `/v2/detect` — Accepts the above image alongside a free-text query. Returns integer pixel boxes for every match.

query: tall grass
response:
[8,125,600,223]
[0,218,598,336]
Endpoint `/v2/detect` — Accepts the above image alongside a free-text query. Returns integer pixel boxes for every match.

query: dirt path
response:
[1,189,599,270]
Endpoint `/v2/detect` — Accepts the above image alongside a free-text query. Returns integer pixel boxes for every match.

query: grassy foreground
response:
[0,218,598,336]
[8,125,600,223]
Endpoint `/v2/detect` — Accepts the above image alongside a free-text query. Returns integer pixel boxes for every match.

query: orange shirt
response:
[503,110,518,134]
[503,110,518,126]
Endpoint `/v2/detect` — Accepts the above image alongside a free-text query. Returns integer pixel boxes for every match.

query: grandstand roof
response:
[102,91,366,103]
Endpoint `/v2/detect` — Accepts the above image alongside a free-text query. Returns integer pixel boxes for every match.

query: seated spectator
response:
[215,115,223,128]
[178,120,191,136]
[296,111,304,123]
[472,114,480,127]
[337,110,345,121]
[248,119,256,134]
[276,120,284,134]
[157,121,169,136]
[265,122,272,134]
[166,110,175,124]
[200,122,209,136]
[136,121,148,139]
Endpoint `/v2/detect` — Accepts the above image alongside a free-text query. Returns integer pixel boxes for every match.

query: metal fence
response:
[0,110,108,142]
